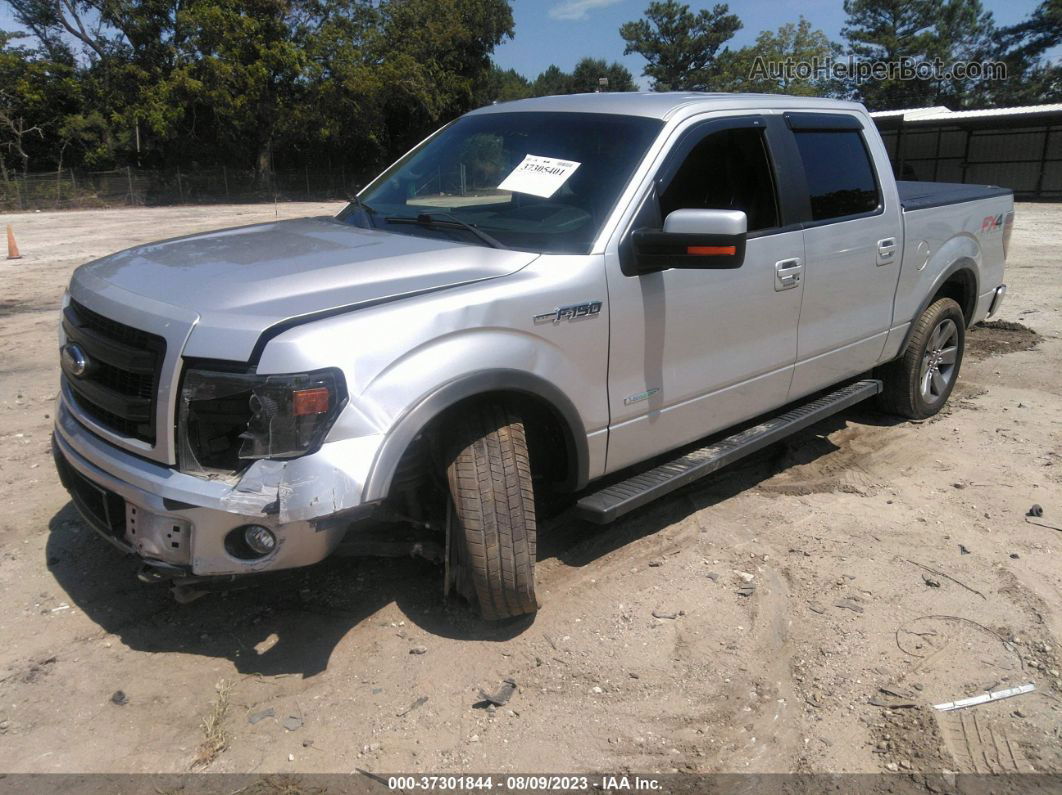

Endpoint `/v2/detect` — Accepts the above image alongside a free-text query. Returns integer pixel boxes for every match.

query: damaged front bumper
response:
[53,399,380,576]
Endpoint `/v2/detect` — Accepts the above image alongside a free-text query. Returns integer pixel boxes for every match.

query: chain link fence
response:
[0,166,366,211]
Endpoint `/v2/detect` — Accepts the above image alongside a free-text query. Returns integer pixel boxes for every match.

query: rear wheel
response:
[445,404,538,621]
[878,297,965,419]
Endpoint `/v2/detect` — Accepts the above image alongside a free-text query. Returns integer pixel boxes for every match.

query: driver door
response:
[603,116,806,474]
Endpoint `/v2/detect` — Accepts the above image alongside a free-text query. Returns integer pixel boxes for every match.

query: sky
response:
[1,0,1056,89]
[494,0,1057,87]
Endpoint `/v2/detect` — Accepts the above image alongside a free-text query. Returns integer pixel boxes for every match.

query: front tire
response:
[878,297,965,419]
[445,404,538,621]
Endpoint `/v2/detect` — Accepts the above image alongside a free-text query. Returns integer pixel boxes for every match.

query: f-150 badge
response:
[533,301,603,325]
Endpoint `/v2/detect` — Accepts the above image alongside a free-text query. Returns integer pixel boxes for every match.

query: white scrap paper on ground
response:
[498,155,580,198]
[933,682,1035,712]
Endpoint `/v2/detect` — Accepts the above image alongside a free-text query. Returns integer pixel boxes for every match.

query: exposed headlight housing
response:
[178,367,347,476]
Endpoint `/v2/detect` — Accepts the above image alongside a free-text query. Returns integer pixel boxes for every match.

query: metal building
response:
[872,104,1062,200]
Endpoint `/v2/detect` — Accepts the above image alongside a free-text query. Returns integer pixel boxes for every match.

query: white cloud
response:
[548,0,624,22]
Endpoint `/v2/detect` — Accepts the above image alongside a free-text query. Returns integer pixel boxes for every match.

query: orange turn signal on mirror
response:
[292,387,331,416]
[687,245,736,256]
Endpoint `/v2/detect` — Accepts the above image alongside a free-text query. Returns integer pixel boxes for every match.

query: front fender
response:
[254,254,610,507]
[362,368,590,501]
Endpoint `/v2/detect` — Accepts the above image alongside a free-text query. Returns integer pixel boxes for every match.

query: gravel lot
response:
[0,202,1059,777]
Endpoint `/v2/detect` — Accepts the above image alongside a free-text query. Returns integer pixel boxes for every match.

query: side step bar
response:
[575,379,882,524]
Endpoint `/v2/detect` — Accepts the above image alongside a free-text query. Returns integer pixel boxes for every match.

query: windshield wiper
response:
[383,212,503,249]
[344,193,377,226]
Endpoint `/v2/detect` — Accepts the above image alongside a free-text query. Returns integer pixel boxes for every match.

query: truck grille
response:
[53,444,127,540]
[62,300,166,443]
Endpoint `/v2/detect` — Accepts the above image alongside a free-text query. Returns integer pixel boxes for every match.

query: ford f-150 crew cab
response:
[53,93,1013,620]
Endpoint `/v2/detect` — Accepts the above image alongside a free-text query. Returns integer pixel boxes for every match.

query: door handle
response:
[877,237,897,265]
[775,258,802,291]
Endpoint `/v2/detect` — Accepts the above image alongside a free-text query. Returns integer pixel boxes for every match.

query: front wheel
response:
[878,297,965,419]
[445,404,538,621]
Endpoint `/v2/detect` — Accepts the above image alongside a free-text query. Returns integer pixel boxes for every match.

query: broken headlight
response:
[178,368,347,475]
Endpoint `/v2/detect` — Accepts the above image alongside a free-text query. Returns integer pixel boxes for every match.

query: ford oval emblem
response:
[62,343,90,377]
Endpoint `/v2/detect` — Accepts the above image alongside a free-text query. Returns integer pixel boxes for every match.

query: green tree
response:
[841,0,938,109]
[159,0,312,184]
[988,0,1062,105]
[2,0,514,182]
[475,64,533,105]
[717,17,842,97]
[56,111,113,169]
[341,0,514,159]
[0,30,81,178]
[378,0,514,120]
[999,0,1062,63]
[841,0,999,110]
[531,64,572,96]
[619,0,742,91]
[569,57,636,93]
[928,0,999,108]
[527,58,636,96]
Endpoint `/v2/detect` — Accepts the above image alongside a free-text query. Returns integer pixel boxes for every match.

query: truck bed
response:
[898,180,1013,212]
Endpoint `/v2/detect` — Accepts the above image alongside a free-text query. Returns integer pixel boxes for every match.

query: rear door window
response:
[792,130,880,221]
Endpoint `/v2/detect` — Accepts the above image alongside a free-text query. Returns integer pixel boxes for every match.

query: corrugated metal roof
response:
[871,106,950,119]
[871,103,1062,122]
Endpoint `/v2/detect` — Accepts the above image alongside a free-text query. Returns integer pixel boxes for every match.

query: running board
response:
[576,379,882,524]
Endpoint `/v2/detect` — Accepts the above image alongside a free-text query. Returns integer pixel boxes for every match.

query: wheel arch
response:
[362,369,590,502]
[897,259,979,355]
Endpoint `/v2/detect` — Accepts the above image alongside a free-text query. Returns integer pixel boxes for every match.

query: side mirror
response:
[630,209,747,274]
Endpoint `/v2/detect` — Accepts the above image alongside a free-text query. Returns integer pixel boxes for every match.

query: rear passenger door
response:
[785,112,903,400]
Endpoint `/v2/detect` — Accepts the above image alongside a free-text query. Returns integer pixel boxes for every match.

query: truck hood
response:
[71,216,538,361]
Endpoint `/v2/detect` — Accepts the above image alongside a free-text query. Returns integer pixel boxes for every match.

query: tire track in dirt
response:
[693,565,802,772]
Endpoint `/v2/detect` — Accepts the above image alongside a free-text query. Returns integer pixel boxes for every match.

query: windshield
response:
[338,111,663,254]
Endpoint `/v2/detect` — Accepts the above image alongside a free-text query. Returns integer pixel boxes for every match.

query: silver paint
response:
[54,92,1012,578]
[663,208,746,236]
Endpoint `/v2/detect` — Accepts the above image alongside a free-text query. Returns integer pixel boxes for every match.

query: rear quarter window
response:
[793,130,880,221]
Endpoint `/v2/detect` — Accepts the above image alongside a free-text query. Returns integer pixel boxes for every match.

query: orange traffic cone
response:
[6,224,22,260]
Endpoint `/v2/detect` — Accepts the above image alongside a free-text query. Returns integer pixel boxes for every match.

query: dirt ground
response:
[0,202,1060,778]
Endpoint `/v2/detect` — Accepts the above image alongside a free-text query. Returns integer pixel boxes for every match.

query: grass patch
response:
[192,678,234,769]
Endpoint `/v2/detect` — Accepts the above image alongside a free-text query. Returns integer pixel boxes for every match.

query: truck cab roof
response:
[469,92,868,121]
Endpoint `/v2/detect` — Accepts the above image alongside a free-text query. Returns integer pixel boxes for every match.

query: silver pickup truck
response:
[53,93,1013,620]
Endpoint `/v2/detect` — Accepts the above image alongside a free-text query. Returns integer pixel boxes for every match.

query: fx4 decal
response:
[534,301,603,325]
[981,214,1004,232]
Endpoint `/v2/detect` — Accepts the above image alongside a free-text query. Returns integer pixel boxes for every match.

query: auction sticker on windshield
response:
[498,154,581,198]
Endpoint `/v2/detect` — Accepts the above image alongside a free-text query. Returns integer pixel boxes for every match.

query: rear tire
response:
[878,297,965,420]
[445,404,538,621]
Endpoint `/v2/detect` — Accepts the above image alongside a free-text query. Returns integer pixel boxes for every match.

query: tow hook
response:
[135,564,208,603]
[171,583,209,604]
[137,563,179,584]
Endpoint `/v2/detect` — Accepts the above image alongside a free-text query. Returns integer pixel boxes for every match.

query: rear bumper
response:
[53,399,374,576]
